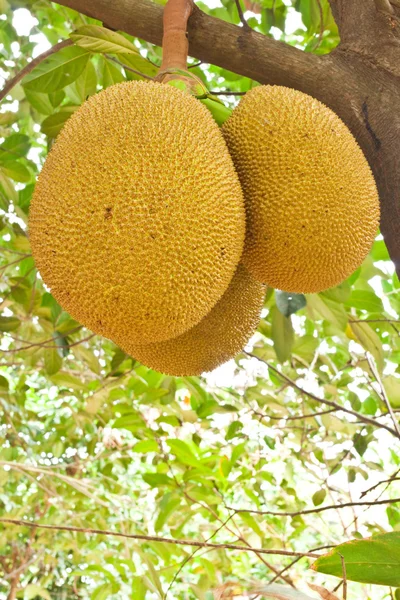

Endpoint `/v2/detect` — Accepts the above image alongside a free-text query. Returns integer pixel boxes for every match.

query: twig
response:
[366,353,400,438]
[263,408,337,422]
[360,469,400,498]
[105,55,154,80]
[0,519,320,558]
[339,554,347,599]
[374,0,395,12]
[209,90,247,95]
[246,352,400,439]
[0,40,73,103]
[3,550,43,581]
[164,513,234,599]
[188,61,202,69]
[267,545,335,586]
[350,319,400,323]
[234,0,251,29]
[226,496,400,517]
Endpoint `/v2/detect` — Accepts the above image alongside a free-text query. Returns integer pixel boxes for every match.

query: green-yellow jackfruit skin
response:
[29,81,246,344]
[117,264,266,377]
[222,86,380,293]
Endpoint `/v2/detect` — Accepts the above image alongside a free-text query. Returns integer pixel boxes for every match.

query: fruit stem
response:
[160,0,194,71]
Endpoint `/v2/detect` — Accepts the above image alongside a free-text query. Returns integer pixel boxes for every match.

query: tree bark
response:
[56,0,400,276]
[7,576,19,600]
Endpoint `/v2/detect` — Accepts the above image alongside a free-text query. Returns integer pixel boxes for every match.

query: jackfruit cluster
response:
[29,81,246,346]
[222,86,380,293]
[29,79,380,378]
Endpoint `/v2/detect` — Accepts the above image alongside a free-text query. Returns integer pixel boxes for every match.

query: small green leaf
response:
[41,107,78,138]
[132,440,158,453]
[142,473,173,487]
[346,290,384,313]
[0,133,31,161]
[350,321,384,371]
[71,25,139,55]
[91,583,114,600]
[24,89,54,115]
[312,489,326,506]
[23,584,52,600]
[271,305,294,363]
[102,57,125,88]
[0,316,21,332]
[44,347,63,375]
[275,290,306,317]
[23,46,90,92]
[383,375,400,408]
[1,161,31,183]
[313,531,400,586]
[65,60,97,103]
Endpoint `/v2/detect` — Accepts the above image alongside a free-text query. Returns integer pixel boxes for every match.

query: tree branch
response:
[246,353,400,439]
[226,496,400,517]
[55,0,325,94]
[0,519,320,558]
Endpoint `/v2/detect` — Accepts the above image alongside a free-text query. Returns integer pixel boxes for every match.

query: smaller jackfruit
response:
[117,264,266,376]
[222,85,380,293]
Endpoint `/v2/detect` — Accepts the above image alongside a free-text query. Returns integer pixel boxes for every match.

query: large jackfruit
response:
[222,86,380,293]
[29,81,245,344]
[118,264,266,377]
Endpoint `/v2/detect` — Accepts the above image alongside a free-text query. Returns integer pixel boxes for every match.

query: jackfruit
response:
[222,86,380,293]
[117,264,266,376]
[29,81,246,344]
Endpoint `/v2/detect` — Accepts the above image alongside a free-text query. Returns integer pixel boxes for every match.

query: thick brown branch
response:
[55,0,325,93]
[0,519,320,558]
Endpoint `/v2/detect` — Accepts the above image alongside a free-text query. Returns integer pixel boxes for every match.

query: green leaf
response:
[44,347,63,375]
[313,531,400,586]
[24,89,55,115]
[23,584,52,600]
[167,439,201,468]
[306,294,347,330]
[102,57,125,88]
[132,576,147,599]
[1,161,31,183]
[271,305,294,363]
[275,290,306,317]
[346,290,384,313]
[0,375,9,390]
[41,107,78,138]
[65,60,97,103]
[118,52,158,78]
[71,25,139,55]
[0,133,30,161]
[142,473,173,487]
[383,376,400,408]
[23,46,90,93]
[91,583,115,600]
[132,440,158,453]
[312,489,326,506]
[350,321,384,371]
[0,315,20,332]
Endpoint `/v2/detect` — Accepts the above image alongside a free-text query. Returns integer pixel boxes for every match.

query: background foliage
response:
[1,0,400,598]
